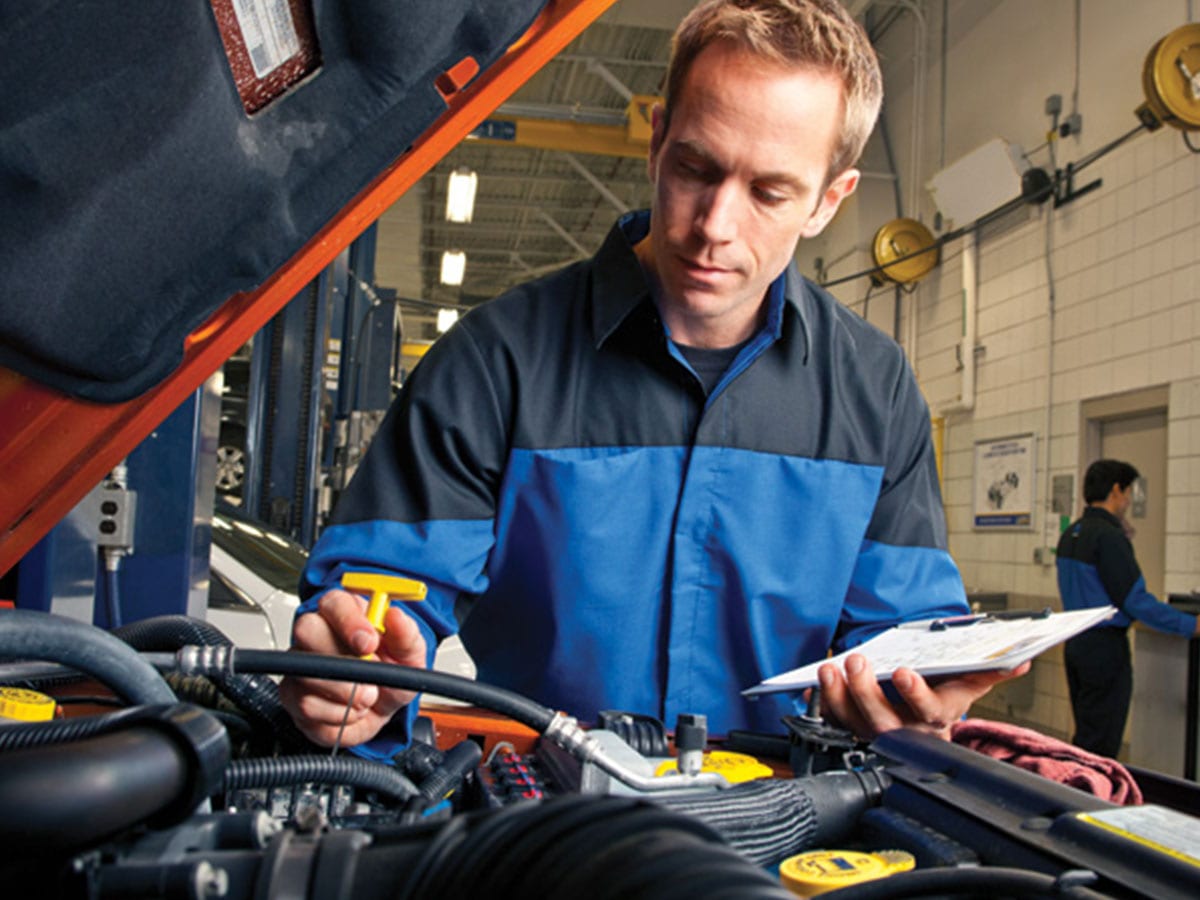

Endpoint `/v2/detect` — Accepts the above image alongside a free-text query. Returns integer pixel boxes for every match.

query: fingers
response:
[817,653,1029,741]
[816,662,858,733]
[842,654,906,737]
[282,668,378,709]
[279,676,392,747]
[817,657,891,739]
[889,668,951,736]
[379,605,429,669]
[281,589,429,747]
[306,589,380,656]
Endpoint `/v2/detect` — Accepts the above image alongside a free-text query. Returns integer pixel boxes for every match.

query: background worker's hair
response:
[1083,459,1140,504]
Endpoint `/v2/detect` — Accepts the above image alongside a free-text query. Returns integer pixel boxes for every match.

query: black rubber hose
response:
[417,739,483,800]
[390,795,795,900]
[0,706,146,751]
[0,609,175,705]
[0,705,228,854]
[114,615,314,752]
[164,672,231,710]
[222,755,419,801]
[817,865,1111,899]
[0,729,188,854]
[112,613,230,649]
[0,710,152,748]
[395,740,445,783]
[654,769,887,867]
[227,649,560,732]
[598,710,669,756]
[657,778,817,867]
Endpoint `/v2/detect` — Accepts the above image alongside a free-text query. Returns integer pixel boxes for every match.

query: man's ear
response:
[800,167,860,239]
[646,102,667,183]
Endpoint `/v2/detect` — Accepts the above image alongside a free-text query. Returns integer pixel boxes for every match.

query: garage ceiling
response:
[375,0,906,342]
[373,1,685,340]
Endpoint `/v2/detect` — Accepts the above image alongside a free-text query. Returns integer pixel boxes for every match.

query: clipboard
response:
[743,606,1117,698]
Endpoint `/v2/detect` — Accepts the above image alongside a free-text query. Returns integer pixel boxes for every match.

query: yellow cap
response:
[0,687,56,723]
[654,750,774,783]
[779,849,915,897]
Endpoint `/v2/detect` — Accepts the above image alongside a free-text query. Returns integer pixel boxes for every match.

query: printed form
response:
[744,606,1117,697]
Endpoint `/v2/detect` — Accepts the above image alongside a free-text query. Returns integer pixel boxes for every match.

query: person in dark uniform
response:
[1056,459,1199,758]
[281,0,1028,755]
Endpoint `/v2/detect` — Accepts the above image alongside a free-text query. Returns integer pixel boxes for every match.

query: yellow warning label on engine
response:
[1076,806,1200,868]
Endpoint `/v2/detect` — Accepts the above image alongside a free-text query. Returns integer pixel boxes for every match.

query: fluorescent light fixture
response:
[445,167,478,223]
[436,308,460,333]
[440,250,466,286]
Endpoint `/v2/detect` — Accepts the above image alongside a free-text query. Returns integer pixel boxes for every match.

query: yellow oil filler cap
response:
[654,750,774,783]
[0,686,56,723]
[780,849,915,897]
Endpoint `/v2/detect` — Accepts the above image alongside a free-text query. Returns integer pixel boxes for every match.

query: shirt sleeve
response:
[294,315,511,755]
[1096,531,1197,637]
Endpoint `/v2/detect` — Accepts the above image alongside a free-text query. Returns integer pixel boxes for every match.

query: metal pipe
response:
[562,153,631,213]
[585,58,634,103]
[938,228,977,414]
[538,211,591,257]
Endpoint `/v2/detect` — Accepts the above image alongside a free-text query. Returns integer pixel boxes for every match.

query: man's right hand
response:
[279,588,429,747]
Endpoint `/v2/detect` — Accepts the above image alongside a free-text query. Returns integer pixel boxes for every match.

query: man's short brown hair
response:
[663,0,883,178]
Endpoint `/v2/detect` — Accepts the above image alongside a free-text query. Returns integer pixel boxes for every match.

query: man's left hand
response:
[816,654,1031,740]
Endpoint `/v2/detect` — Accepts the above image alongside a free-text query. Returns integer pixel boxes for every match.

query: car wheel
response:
[216,430,247,495]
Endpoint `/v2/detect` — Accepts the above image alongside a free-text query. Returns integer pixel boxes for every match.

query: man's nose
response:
[693,181,741,244]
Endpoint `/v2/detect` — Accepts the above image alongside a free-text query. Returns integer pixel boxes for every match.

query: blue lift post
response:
[255,272,332,549]
[336,232,370,418]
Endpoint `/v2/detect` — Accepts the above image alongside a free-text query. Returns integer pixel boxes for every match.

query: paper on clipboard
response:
[743,606,1117,697]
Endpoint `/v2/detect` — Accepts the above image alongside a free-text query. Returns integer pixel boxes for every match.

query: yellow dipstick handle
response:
[340,572,427,646]
[331,573,427,756]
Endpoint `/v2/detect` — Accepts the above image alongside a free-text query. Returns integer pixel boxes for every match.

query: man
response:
[1056,459,1199,758]
[281,0,1021,756]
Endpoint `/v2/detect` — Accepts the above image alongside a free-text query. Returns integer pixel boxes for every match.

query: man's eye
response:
[753,186,787,205]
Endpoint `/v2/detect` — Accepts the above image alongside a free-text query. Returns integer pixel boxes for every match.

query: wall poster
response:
[973,434,1035,528]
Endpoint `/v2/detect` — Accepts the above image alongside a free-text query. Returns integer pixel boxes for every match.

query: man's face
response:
[642,41,860,348]
[1114,483,1134,517]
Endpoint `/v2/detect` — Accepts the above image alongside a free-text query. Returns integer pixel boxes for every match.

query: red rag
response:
[951,718,1143,805]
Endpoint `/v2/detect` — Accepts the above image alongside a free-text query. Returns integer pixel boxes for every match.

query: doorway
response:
[1082,387,1169,597]
[1081,386,1174,770]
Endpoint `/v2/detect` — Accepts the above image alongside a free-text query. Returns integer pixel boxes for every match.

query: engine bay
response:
[3,607,1200,899]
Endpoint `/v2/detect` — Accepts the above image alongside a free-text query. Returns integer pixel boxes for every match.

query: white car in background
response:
[207,503,475,685]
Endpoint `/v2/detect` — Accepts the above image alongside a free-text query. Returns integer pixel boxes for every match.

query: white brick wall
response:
[798,0,1200,752]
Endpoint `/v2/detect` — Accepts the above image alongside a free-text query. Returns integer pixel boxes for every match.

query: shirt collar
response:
[590,210,812,363]
[1084,505,1123,529]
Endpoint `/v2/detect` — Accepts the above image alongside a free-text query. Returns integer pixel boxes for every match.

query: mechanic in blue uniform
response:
[1056,459,1198,758]
[280,0,1026,756]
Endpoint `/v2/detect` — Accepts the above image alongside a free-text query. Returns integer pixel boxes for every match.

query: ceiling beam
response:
[465,91,659,160]
[467,115,648,158]
[537,211,592,257]
[562,152,630,212]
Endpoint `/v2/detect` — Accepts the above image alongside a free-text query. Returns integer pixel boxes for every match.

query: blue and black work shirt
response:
[1056,505,1196,635]
[299,211,968,754]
